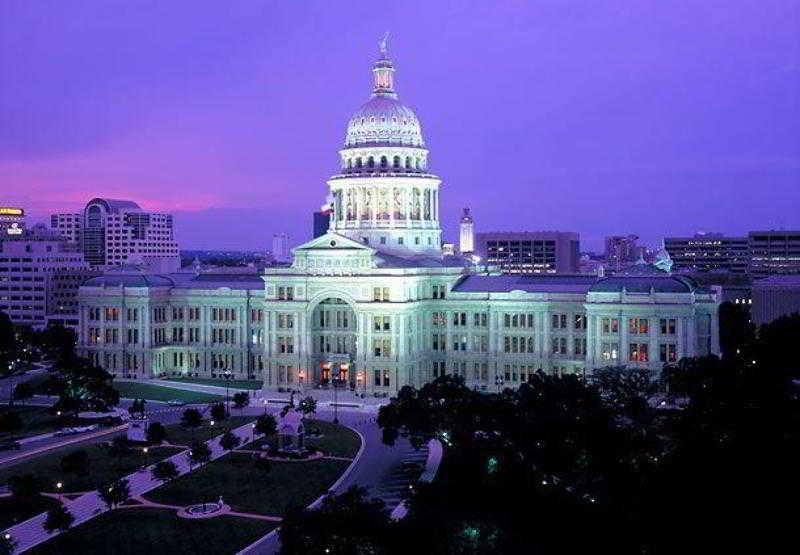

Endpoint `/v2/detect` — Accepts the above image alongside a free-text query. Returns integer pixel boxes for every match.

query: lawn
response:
[243,419,360,458]
[166,377,263,390]
[0,406,62,440]
[27,508,276,555]
[0,495,60,530]
[145,452,350,516]
[165,415,255,446]
[0,438,183,493]
[114,381,222,403]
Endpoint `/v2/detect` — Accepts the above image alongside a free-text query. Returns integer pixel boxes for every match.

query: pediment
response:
[292,233,376,274]
[292,232,375,253]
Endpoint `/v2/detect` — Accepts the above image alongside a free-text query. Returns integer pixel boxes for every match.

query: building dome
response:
[345,96,424,148]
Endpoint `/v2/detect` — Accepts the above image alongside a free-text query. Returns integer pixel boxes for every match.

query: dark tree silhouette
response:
[99,479,130,510]
[145,421,167,444]
[219,430,241,451]
[43,505,74,533]
[209,402,226,422]
[151,460,179,483]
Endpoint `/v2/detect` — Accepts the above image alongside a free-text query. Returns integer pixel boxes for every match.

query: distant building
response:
[49,212,82,245]
[49,198,180,272]
[313,211,331,239]
[664,233,748,274]
[0,224,98,328]
[752,275,800,326]
[459,208,474,254]
[476,231,580,274]
[748,231,800,276]
[272,233,290,262]
[0,207,26,238]
[442,242,456,256]
[604,235,639,272]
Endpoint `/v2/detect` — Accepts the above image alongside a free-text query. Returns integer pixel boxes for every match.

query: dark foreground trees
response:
[281,346,800,554]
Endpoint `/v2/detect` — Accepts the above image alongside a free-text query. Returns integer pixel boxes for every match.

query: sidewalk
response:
[3,420,260,553]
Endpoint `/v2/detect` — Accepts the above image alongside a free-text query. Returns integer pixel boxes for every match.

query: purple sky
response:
[2,1,799,252]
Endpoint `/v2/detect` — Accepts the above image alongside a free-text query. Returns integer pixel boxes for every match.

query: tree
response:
[279,486,392,555]
[9,474,44,510]
[60,449,89,475]
[0,411,22,434]
[99,479,130,510]
[298,396,317,420]
[151,460,179,483]
[255,414,277,437]
[180,408,203,441]
[13,382,34,404]
[127,398,146,418]
[0,311,19,376]
[146,421,167,444]
[232,391,250,414]
[43,505,74,533]
[718,301,756,362]
[50,355,119,418]
[188,440,211,467]
[0,531,17,555]
[209,402,226,422]
[219,430,241,451]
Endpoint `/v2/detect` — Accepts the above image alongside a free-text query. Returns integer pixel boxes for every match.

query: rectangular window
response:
[602,317,619,334]
[660,343,678,363]
[660,318,676,335]
[629,343,649,362]
[629,318,649,334]
[574,314,586,330]
[601,342,619,361]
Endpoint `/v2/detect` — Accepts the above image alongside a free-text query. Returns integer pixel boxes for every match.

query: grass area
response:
[0,417,255,494]
[165,415,254,446]
[28,508,277,555]
[0,439,183,493]
[146,452,350,516]
[114,382,222,403]
[0,495,60,530]
[0,406,62,440]
[243,419,360,458]
[166,377,263,390]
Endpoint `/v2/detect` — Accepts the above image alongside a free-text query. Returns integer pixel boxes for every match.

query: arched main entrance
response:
[310,298,358,388]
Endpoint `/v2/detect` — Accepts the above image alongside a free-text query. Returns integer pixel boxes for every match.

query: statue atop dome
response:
[379,31,390,57]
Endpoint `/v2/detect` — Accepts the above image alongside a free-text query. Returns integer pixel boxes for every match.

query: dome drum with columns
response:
[327,41,442,256]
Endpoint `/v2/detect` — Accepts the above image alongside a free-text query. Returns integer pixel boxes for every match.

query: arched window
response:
[405,157,412,169]
[368,157,375,168]
[393,156,400,168]
[380,156,388,168]
[415,158,421,170]
[346,159,352,169]
[356,158,363,168]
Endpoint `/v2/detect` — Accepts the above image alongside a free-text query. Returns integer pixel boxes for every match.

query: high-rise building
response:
[748,231,800,276]
[0,207,26,237]
[272,233,290,262]
[459,208,474,254]
[476,231,580,274]
[49,198,180,272]
[664,233,748,274]
[604,235,640,272]
[78,41,719,387]
[0,224,98,328]
[751,275,800,326]
[49,212,82,245]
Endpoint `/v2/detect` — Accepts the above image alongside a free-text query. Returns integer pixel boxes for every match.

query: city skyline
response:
[2,1,799,251]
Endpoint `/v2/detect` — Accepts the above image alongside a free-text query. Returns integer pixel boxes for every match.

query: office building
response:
[49,212,82,245]
[476,231,580,274]
[664,233,749,274]
[605,235,640,272]
[748,231,800,276]
[751,275,800,326]
[0,207,26,237]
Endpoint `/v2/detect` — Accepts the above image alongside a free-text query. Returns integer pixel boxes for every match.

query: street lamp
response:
[224,369,232,416]
[251,422,256,443]
[143,447,149,468]
[56,481,63,503]
[495,374,504,393]
[262,399,268,415]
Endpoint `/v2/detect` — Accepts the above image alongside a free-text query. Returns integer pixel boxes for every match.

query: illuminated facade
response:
[78,44,720,391]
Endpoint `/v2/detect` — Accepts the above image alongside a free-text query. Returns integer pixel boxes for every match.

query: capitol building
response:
[78,45,720,393]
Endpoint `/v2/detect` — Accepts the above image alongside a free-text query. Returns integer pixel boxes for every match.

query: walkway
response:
[2,420,260,553]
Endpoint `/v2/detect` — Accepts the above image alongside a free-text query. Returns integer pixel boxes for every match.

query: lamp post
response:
[262,399,268,415]
[251,422,256,444]
[224,369,232,416]
[332,371,339,425]
[56,481,63,503]
[495,374,504,393]
[143,446,149,469]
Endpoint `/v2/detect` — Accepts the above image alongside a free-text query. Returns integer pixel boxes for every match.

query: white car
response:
[167,399,187,407]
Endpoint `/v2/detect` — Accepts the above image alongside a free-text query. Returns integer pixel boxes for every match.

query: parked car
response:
[167,399,186,407]
[0,440,21,451]
[54,425,98,437]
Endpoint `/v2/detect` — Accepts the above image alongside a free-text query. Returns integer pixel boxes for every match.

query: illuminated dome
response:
[345,97,424,147]
[343,43,425,148]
